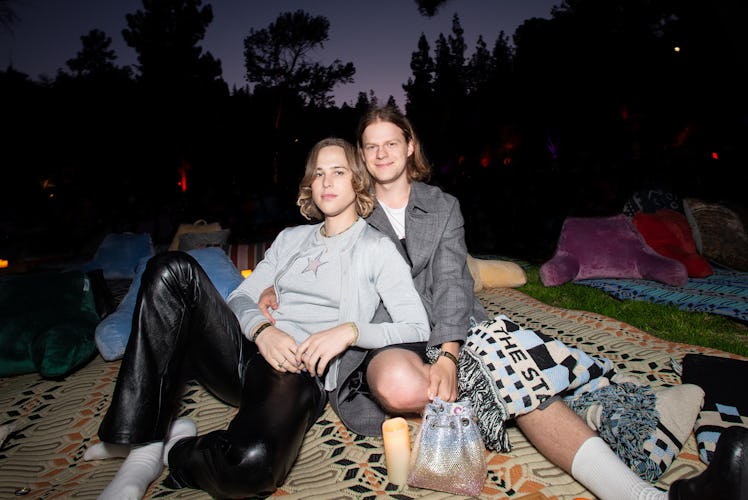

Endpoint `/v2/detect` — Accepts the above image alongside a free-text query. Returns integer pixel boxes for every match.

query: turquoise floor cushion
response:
[0,270,100,378]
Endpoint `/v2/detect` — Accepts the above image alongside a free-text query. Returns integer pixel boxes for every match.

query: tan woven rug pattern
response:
[1,287,742,499]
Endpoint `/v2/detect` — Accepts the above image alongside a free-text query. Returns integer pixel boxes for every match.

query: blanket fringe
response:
[565,382,660,481]
[458,347,512,452]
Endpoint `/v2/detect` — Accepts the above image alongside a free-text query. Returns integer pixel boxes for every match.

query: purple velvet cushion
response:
[540,214,688,287]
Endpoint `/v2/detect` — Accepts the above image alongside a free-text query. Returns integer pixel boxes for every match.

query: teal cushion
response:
[0,271,99,378]
[95,248,244,361]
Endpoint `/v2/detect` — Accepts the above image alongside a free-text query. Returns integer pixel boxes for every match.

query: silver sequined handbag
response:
[407,397,487,497]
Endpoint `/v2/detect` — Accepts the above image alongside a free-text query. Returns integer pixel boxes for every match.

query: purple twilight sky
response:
[0,0,559,107]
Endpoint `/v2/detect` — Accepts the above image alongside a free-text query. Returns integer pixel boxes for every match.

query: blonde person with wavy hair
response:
[296,136,375,221]
[85,137,429,499]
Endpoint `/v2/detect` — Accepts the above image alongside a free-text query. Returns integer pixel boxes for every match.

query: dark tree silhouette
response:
[353,90,378,109]
[403,34,435,113]
[354,91,373,110]
[414,0,455,17]
[465,35,490,95]
[123,0,226,96]
[0,0,744,262]
[65,29,132,80]
[242,10,355,187]
[433,15,466,102]
[243,10,355,109]
[405,14,471,183]
[0,0,19,33]
[111,0,234,230]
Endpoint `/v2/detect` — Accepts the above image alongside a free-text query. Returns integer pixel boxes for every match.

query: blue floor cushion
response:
[94,248,244,361]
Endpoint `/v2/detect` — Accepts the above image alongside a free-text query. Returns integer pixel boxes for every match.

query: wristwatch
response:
[433,350,458,367]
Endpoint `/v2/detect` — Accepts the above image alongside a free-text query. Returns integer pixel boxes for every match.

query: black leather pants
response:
[98,252,327,498]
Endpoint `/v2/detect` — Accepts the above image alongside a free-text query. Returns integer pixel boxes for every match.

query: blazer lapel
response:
[405,208,437,276]
[366,182,439,276]
[366,205,411,267]
[404,182,439,276]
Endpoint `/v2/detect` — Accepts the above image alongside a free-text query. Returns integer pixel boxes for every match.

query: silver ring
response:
[278,360,285,368]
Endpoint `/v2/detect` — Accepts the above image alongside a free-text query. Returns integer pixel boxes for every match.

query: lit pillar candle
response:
[382,417,411,485]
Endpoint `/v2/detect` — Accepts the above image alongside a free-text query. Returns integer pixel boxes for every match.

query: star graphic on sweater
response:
[302,251,327,276]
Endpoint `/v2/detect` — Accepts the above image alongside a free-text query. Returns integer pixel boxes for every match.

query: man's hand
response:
[255,325,301,373]
[427,358,458,402]
[258,286,278,324]
[427,342,460,402]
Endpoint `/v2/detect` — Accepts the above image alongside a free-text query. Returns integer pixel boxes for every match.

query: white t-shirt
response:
[379,202,406,239]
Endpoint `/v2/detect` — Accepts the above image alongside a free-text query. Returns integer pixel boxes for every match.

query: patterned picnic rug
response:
[1,287,743,500]
[575,266,748,322]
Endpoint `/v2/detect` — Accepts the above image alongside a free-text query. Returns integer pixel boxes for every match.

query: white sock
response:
[571,436,667,500]
[98,441,164,500]
[84,442,131,461]
[162,417,197,466]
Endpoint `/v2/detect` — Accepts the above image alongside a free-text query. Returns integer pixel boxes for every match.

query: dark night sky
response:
[0,0,558,106]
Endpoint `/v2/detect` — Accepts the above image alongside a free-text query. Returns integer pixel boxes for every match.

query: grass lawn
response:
[517,266,748,358]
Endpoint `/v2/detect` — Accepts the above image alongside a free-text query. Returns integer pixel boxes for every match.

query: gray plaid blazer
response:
[329,181,488,436]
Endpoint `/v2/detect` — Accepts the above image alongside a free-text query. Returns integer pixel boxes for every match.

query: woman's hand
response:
[257,286,278,324]
[255,325,301,373]
[295,323,357,377]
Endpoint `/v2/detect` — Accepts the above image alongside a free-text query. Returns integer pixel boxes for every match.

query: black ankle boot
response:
[669,426,748,500]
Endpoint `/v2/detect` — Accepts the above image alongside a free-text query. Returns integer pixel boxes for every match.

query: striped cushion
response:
[227,241,273,272]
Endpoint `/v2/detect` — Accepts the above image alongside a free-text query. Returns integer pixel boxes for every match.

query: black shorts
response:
[362,341,429,365]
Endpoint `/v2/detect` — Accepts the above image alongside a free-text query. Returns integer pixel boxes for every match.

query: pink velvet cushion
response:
[540,214,688,287]
[633,209,713,278]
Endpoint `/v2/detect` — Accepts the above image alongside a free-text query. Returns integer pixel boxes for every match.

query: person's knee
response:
[368,359,428,413]
[149,250,191,268]
[142,251,196,287]
[225,438,283,492]
[151,251,200,276]
[372,382,411,412]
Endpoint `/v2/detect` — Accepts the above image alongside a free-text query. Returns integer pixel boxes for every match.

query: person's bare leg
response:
[516,399,592,473]
[518,400,666,499]
[367,349,430,414]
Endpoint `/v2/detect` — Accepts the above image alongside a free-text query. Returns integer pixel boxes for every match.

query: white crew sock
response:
[571,436,668,500]
[84,442,131,461]
[162,418,197,466]
[98,441,164,500]
[96,418,196,500]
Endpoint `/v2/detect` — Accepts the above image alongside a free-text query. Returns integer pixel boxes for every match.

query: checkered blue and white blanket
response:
[458,314,615,452]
